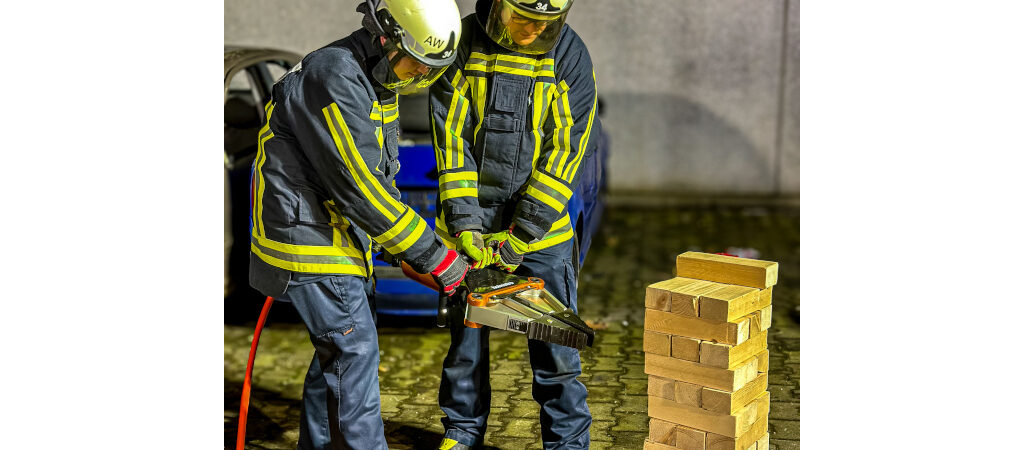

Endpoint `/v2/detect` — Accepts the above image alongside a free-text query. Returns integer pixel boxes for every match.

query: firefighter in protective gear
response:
[248,0,464,447]
[429,0,599,447]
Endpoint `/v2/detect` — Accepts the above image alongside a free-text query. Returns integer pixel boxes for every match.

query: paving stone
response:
[589,420,616,442]
[770,419,800,440]
[773,439,800,450]
[609,408,649,432]
[771,401,800,421]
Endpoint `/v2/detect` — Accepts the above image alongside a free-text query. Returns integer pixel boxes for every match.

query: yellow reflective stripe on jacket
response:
[530,81,553,168]
[253,101,276,238]
[546,80,575,179]
[440,70,472,170]
[438,171,478,201]
[465,52,556,79]
[467,75,487,150]
[525,213,574,252]
[525,170,572,213]
[251,242,367,276]
[250,211,368,275]
[433,215,457,249]
[370,100,399,124]
[566,71,599,182]
[322,102,405,222]
[373,209,428,255]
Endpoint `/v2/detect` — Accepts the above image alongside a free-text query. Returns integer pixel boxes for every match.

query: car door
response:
[224,57,294,299]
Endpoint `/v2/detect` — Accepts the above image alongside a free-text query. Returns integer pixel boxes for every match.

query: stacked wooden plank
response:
[643,252,778,450]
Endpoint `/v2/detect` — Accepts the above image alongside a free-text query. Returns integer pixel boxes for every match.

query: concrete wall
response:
[226,0,799,196]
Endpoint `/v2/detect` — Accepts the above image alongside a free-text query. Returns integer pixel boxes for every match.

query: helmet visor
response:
[484,0,568,55]
[382,45,451,95]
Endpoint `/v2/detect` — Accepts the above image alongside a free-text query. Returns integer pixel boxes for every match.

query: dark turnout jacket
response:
[250,29,446,296]
[429,0,601,252]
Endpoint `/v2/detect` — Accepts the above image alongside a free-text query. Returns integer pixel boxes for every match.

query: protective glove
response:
[430,249,470,295]
[455,230,498,269]
[484,227,531,273]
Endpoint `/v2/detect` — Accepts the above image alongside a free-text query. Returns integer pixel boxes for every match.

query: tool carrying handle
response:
[436,293,449,328]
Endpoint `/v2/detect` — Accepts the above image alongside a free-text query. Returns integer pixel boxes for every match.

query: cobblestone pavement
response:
[225,202,800,449]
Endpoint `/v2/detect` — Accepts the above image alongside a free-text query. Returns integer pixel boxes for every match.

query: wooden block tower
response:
[643,252,778,450]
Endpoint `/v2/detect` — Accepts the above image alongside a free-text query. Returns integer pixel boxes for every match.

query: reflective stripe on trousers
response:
[278,274,386,450]
[439,238,592,449]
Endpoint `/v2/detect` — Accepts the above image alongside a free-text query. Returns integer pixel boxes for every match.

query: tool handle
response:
[400,260,440,291]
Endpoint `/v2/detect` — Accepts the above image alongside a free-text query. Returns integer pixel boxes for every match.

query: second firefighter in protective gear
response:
[248,0,465,448]
[429,0,600,448]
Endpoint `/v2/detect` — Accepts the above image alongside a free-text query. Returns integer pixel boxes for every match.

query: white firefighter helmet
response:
[483,0,573,54]
[359,0,462,93]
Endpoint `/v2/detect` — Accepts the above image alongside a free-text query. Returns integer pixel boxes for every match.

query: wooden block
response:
[643,439,677,450]
[648,375,701,406]
[648,375,675,400]
[673,379,703,407]
[645,353,758,392]
[649,391,769,438]
[755,433,769,449]
[750,304,772,333]
[675,425,706,450]
[645,283,672,311]
[646,278,704,311]
[671,335,700,361]
[706,415,769,450]
[699,331,768,369]
[648,417,677,445]
[701,373,769,414]
[669,280,719,317]
[675,251,779,289]
[735,317,751,345]
[698,284,769,323]
[644,309,748,345]
[644,330,672,356]
[755,349,769,373]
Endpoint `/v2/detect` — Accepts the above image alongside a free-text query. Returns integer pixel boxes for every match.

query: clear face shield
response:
[484,0,570,55]
[378,36,454,95]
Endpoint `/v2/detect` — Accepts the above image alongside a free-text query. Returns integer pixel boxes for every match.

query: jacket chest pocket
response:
[478,74,530,203]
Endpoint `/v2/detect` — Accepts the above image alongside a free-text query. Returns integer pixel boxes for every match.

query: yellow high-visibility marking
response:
[525,185,564,211]
[439,171,478,183]
[440,187,478,202]
[251,244,367,276]
[323,103,405,220]
[375,210,415,245]
[534,170,573,199]
[553,81,575,178]
[567,74,599,182]
[253,233,364,257]
[254,102,276,238]
[386,214,427,254]
[545,83,567,175]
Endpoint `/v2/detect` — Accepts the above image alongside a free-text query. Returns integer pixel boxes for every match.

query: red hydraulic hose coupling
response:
[236,296,274,450]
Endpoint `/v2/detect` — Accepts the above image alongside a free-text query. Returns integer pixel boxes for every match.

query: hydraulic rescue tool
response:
[402,262,595,350]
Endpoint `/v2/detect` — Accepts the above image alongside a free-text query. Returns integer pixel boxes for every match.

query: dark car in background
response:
[224,47,302,301]
[224,46,607,315]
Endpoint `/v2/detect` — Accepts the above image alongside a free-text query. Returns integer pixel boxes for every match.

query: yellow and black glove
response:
[484,227,532,273]
[456,230,499,269]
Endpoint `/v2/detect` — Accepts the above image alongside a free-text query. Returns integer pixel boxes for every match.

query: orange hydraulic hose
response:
[236,296,275,450]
